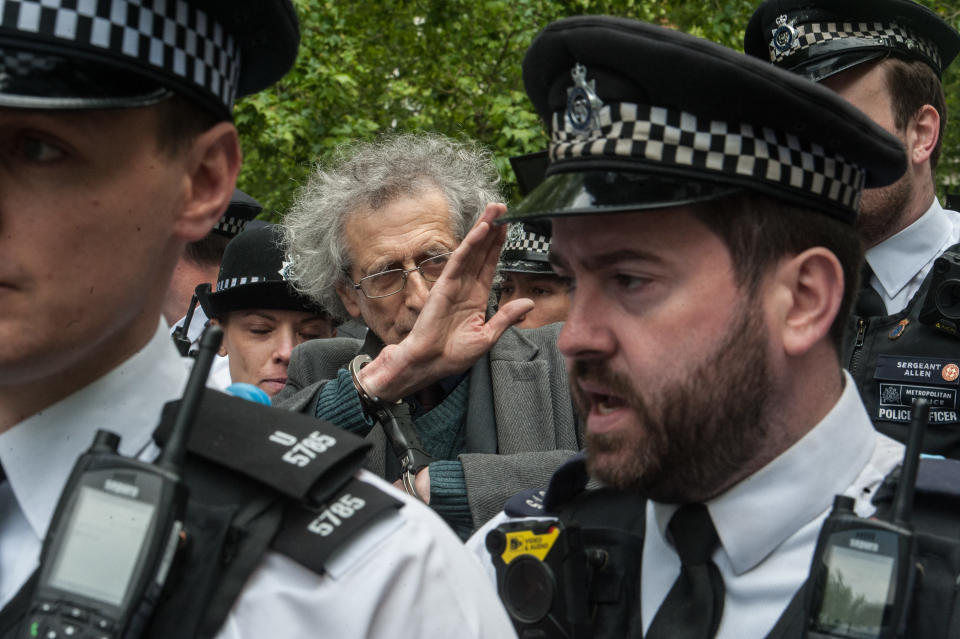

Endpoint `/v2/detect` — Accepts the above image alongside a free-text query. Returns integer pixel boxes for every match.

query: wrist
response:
[354,346,411,403]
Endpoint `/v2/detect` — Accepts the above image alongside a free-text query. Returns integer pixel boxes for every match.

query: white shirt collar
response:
[651,372,878,575]
[866,198,949,300]
[0,321,188,538]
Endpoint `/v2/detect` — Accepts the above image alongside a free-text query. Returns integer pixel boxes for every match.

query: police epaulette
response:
[272,476,403,573]
[155,389,371,504]
[543,451,590,512]
[504,488,551,517]
[873,457,960,506]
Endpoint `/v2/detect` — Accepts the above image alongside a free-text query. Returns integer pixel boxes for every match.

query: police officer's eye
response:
[614,274,648,290]
[20,136,66,163]
[532,287,554,297]
[500,285,516,297]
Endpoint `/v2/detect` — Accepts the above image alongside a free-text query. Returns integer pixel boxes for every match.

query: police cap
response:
[501,16,907,225]
[200,223,325,319]
[0,0,299,117]
[745,0,960,82]
[499,222,554,275]
[212,188,262,239]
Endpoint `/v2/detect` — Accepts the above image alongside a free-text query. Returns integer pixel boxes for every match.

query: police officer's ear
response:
[172,122,242,243]
[907,104,940,168]
[770,247,845,357]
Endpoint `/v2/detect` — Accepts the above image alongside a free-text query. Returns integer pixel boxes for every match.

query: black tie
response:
[645,504,725,639]
[855,263,886,318]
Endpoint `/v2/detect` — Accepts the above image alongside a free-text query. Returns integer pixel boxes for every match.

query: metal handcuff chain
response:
[349,354,434,502]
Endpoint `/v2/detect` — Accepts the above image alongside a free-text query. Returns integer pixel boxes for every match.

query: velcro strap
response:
[155,389,371,504]
[271,477,403,573]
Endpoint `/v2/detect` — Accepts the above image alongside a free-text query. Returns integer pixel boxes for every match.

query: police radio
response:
[804,398,929,639]
[20,327,222,639]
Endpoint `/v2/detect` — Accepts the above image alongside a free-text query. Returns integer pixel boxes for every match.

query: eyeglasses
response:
[351,252,454,299]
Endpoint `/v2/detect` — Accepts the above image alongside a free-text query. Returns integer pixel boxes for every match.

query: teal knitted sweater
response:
[315,368,473,539]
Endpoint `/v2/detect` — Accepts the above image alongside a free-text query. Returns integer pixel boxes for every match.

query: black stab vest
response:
[842,244,960,458]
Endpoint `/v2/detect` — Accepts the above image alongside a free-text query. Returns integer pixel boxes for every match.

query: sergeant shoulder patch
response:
[271,476,404,574]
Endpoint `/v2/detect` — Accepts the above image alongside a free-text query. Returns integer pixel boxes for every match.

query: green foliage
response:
[234,0,960,219]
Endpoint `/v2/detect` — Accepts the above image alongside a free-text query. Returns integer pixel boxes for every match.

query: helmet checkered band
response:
[0,0,241,109]
[217,275,263,292]
[770,20,942,70]
[550,101,866,213]
[503,228,550,255]
[214,215,248,237]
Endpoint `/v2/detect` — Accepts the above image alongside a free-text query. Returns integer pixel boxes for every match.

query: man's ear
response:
[906,104,940,167]
[336,282,364,319]
[173,122,242,242]
[770,248,844,357]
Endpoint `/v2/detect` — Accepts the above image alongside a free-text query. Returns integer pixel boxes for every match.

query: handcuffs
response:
[349,354,434,501]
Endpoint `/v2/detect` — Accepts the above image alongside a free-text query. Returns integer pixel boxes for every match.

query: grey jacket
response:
[275,323,582,530]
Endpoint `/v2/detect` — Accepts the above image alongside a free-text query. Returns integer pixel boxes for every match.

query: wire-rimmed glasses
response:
[351,252,454,299]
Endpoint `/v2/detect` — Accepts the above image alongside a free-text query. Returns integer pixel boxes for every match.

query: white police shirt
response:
[0,321,516,639]
[865,198,960,315]
[468,372,903,638]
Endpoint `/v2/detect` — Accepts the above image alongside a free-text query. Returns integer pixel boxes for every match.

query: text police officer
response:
[745,0,960,455]
[467,15,911,639]
[0,1,514,637]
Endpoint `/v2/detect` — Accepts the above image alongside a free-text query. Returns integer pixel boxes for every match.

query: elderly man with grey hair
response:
[276,133,580,538]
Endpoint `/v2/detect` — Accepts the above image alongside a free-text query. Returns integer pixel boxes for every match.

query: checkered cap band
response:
[550,101,866,213]
[0,0,241,109]
[215,215,247,237]
[217,275,264,292]
[504,229,551,255]
[1,48,56,73]
[771,21,942,70]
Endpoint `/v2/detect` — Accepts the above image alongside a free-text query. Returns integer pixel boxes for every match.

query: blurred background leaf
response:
[233,0,960,219]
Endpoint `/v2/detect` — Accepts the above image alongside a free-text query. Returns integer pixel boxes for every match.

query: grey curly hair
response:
[283,133,503,321]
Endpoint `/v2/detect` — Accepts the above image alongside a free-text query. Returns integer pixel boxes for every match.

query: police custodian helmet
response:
[199,223,327,320]
[500,16,908,226]
[0,0,300,117]
[745,0,960,82]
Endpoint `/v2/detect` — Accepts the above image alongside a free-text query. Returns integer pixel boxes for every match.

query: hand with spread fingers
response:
[357,203,535,403]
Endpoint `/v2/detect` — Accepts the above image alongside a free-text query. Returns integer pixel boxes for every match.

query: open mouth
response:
[593,392,628,415]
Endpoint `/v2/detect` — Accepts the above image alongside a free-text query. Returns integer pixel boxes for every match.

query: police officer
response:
[199,223,337,396]
[745,1,960,456]
[168,188,263,355]
[0,1,513,637]
[497,222,570,329]
[468,15,909,638]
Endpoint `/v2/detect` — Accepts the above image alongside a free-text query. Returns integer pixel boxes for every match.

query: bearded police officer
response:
[0,1,514,637]
[745,1,960,457]
[467,15,913,638]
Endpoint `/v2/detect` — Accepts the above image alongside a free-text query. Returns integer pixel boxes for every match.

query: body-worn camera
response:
[486,487,647,639]
[486,519,592,639]
[919,250,960,337]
